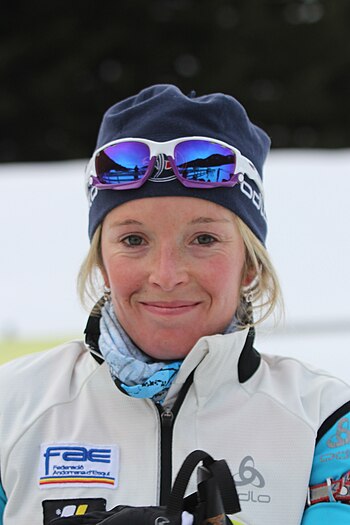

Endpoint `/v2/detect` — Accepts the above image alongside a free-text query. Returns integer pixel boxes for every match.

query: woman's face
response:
[101,197,249,360]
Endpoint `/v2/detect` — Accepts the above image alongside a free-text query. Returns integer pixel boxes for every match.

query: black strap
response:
[207,459,240,514]
[166,450,240,517]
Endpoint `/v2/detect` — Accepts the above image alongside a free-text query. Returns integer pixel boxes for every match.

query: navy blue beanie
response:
[87,84,270,245]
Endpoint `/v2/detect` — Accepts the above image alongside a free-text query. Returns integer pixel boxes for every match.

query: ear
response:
[241,267,256,288]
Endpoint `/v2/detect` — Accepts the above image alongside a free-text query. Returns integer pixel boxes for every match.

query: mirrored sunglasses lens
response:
[174,140,236,183]
[96,142,150,184]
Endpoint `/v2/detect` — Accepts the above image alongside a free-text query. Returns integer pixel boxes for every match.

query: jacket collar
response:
[84,301,261,386]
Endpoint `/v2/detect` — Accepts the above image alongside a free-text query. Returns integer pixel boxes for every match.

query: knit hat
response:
[86,84,270,244]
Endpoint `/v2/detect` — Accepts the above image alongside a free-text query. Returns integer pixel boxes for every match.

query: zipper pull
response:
[161,407,174,427]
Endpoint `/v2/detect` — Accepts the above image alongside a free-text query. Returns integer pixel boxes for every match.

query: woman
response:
[1,85,349,525]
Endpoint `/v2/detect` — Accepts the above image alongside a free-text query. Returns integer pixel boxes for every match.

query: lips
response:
[139,300,201,316]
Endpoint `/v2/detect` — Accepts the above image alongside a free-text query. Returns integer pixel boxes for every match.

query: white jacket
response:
[1,327,350,525]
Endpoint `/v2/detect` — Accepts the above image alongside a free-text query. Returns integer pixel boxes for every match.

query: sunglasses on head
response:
[86,136,263,194]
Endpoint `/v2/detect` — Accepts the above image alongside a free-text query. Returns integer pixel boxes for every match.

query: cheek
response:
[204,256,244,299]
[202,259,243,297]
[104,258,144,299]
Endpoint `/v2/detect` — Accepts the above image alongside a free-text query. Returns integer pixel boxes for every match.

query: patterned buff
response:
[99,300,238,404]
[99,300,181,403]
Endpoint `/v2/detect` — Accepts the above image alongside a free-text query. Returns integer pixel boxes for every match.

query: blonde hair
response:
[77,217,283,327]
[77,224,104,309]
[234,216,283,327]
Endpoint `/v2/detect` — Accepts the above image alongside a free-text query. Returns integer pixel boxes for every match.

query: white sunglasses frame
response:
[85,136,264,195]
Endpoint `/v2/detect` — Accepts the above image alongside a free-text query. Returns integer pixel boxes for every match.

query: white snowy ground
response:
[0,150,349,380]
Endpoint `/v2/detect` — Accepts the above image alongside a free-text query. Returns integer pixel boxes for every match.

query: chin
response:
[143,343,194,361]
[134,327,211,360]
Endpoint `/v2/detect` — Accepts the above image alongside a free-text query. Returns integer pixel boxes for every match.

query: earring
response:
[103,285,111,303]
[241,286,254,303]
[241,273,260,305]
[242,289,254,304]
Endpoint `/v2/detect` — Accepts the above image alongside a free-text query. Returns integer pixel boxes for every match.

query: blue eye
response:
[123,235,144,246]
[195,234,216,245]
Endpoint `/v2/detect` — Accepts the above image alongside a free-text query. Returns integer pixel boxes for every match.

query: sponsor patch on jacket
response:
[39,443,119,489]
[42,498,106,524]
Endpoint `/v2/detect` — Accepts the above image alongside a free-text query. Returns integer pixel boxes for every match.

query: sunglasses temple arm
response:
[85,158,95,196]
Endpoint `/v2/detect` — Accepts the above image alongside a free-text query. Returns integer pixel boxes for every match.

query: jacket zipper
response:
[157,405,174,505]
[156,370,195,506]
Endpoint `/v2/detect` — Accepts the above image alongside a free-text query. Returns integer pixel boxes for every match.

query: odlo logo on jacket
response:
[234,456,271,504]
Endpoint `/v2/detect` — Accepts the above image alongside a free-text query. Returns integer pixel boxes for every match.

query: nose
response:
[148,243,189,291]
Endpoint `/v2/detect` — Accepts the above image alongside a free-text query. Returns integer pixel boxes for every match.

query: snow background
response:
[0,150,349,380]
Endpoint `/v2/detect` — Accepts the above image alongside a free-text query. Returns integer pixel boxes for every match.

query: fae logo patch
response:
[39,443,119,489]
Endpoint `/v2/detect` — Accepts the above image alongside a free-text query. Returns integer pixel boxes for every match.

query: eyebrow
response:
[190,217,232,224]
[108,217,232,228]
[109,219,143,228]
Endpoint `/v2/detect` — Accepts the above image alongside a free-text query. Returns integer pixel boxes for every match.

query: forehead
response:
[103,196,237,224]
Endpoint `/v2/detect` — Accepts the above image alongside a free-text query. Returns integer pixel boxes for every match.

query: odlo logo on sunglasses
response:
[148,154,176,182]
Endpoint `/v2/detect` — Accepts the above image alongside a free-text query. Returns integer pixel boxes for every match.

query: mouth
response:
[139,301,201,316]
